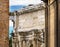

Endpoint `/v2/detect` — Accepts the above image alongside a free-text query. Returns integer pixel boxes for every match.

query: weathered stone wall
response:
[17,10,45,32]
[0,0,9,47]
[12,4,45,47]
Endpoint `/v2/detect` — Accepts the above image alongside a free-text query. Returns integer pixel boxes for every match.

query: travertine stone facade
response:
[48,0,56,47]
[10,4,45,32]
[17,9,45,31]
[42,0,57,47]
[10,4,45,47]
[12,29,45,47]
[0,0,9,47]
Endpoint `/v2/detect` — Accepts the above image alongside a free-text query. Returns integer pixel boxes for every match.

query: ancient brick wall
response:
[0,0,9,47]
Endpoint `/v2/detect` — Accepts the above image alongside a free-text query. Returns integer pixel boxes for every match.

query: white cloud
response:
[9,20,13,27]
[9,0,42,6]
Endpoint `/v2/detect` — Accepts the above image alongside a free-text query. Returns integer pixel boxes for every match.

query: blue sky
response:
[10,5,26,12]
[9,0,42,6]
[9,0,43,36]
[9,20,13,37]
[9,0,43,12]
[9,26,13,37]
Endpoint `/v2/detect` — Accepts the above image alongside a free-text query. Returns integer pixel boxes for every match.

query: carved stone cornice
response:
[9,4,45,16]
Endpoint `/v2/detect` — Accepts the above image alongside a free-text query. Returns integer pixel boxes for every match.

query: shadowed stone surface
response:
[58,1,60,47]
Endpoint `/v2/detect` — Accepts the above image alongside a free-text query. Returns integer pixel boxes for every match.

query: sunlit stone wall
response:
[17,9,45,32]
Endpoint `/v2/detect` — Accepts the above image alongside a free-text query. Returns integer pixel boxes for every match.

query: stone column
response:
[26,40,29,47]
[17,33,20,47]
[32,39,37,47]
[37,40,41,47]
[22,41,23,47]
[18,35,23,47]
[19,41,23,47]
[12,42,15,47]
[23,41,26,47]
[15,42,19,47]
[48,0,56,47]
[12,38,15,47]
[19,41,21,47]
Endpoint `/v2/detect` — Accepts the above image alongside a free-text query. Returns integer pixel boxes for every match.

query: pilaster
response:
[48,0,56,47]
